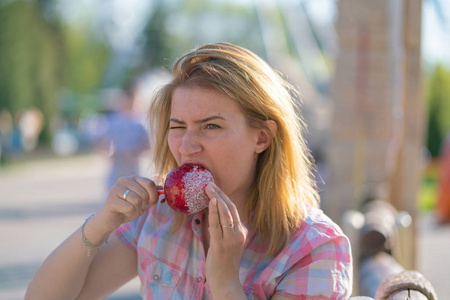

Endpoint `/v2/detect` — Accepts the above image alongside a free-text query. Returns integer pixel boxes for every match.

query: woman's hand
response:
[93,176,160,234]
[205,182,248,298]
[25,175,159,300]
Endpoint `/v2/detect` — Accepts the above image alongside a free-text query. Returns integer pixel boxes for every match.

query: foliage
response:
[0,0,63,141]
[419,162,440,211]
[425,64,450,157]
[139,1,173,71]
[137,0,264,72]
[61,25,111,94]
[0,0,113,145]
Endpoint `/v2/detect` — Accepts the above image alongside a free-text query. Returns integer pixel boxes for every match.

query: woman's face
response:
[168,87,266,203]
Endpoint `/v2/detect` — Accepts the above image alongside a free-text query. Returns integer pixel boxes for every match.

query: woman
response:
[26,43,352,299]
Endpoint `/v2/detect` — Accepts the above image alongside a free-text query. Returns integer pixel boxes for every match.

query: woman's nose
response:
[179,130,202,157]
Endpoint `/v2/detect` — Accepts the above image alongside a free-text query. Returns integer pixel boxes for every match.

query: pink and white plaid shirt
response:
[115,201,352,299]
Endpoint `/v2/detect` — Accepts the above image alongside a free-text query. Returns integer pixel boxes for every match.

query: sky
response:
[422,0,450,66]
[57,0,450,67]
[307,0,450,66]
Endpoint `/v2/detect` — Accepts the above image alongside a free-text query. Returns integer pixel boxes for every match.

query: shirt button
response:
[197,276,203,282]
[195,219,201,225]
[153,274,160,281]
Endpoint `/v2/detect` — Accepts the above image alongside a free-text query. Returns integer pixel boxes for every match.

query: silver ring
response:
[123,189,130,200]
[221,223,234,229]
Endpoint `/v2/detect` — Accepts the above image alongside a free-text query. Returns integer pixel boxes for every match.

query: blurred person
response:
[0,110,13,165]
[10,112,23,154]
[95,88,150,190]
[26,43,352,299]
[18,108,44,152]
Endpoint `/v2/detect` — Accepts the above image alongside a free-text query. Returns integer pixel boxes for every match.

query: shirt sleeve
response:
[275,212,353,299]
[114,209,150,254]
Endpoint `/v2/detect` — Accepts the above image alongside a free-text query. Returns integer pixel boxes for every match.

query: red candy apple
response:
[163,164,214,214]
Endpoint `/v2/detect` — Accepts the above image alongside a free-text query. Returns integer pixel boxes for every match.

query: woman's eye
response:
[205,124,220,129]
[169,126,185,130]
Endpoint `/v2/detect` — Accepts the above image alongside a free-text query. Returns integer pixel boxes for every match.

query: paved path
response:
[0,153,448,299]
[0,153,141,300]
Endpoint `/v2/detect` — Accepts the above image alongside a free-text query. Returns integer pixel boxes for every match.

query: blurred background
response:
[0,0,449,299]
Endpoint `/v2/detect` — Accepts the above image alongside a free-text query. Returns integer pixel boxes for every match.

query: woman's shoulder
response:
[303,205,344,232]
[289,205,350,252]
[271,207,353,298]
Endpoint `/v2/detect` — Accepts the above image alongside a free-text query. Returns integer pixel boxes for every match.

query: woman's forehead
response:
[172,87,239,111]
[169,87,250,126]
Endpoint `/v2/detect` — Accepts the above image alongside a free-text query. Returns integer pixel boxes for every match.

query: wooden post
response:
[326,0,423,275]
[388,0,424,270]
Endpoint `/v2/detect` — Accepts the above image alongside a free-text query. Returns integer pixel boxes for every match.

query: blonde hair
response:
[149,43,319,255]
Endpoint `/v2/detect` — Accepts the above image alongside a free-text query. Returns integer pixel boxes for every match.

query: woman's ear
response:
[255,120,277,154]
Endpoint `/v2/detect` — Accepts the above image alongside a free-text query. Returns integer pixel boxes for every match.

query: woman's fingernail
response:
[207,182,215,193]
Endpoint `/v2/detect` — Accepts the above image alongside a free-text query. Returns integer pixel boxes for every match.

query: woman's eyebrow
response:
[169,116,226,124]
[169,118,185,124]
[194,116,225,124]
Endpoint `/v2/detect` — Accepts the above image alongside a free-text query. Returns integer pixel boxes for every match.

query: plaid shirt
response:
[115,201,352,299]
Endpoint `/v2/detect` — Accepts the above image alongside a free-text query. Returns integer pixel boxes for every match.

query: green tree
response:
[136,0,263,73]
[0,0,63,142]
[0,0,113,144]
[62,25,111,95]
[426,64,450,157]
